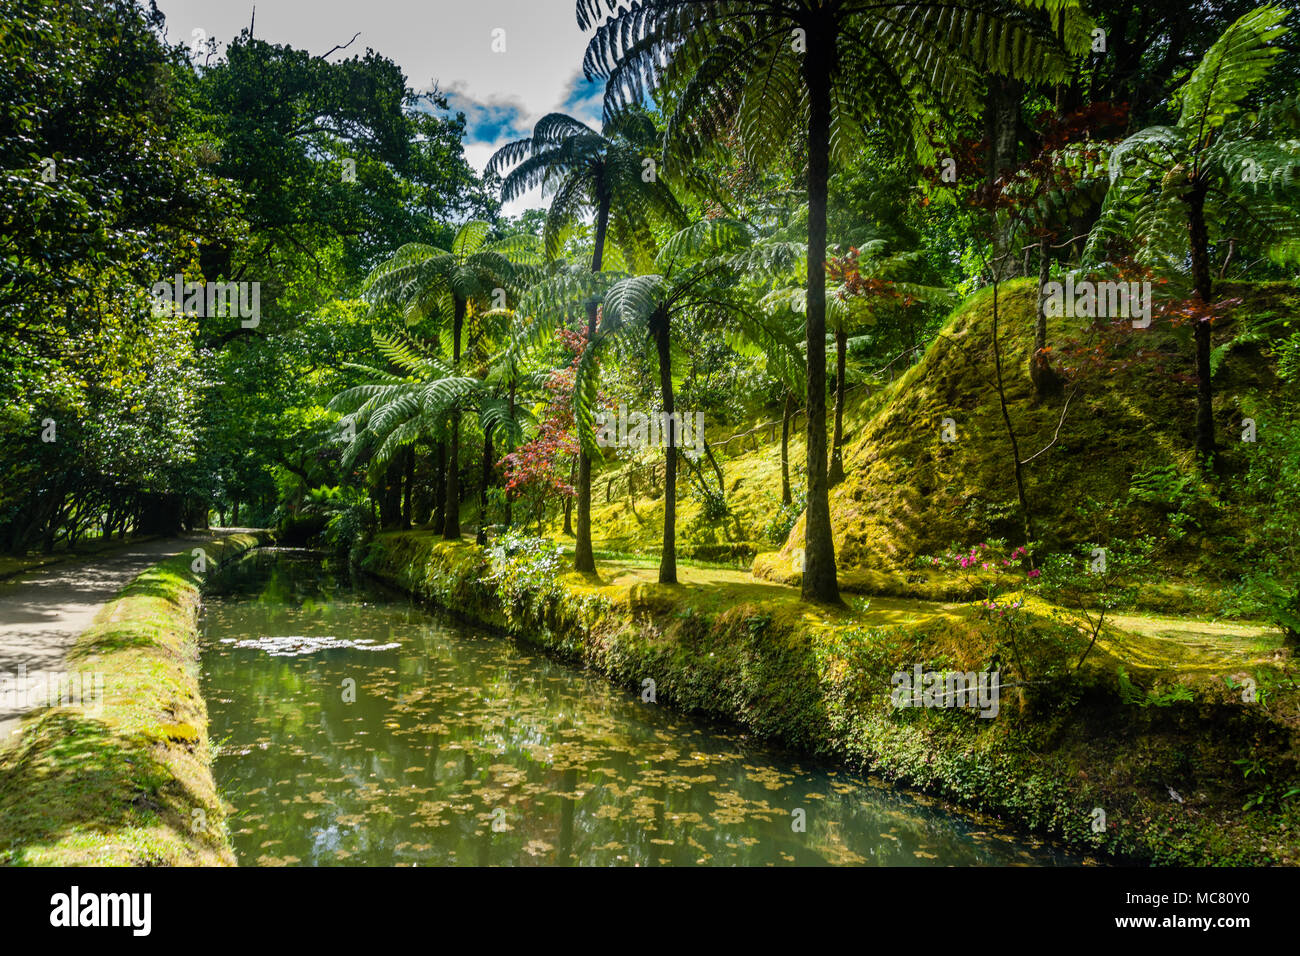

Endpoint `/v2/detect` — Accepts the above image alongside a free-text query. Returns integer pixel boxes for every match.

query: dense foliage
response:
[1,0,1296,640]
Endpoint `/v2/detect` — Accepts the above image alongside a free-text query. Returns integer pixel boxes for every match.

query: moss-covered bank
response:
[0,532,264,866]
[362,531,1300,866]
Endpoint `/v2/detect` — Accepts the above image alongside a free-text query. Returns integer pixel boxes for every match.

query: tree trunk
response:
[444,418,460,539]
[654,318,677,584]
[985,76,1022,277]
[574,191,611,572]
[402,446,414,529]
[780,392,793,506]
[991,280,1035,552]
[1188,184,1216,466]
[702,435,725,496]
[799,23,841,604]
[1031,234,1063,399]
[432,441,445,531]
[381,458,403,529]
[504,378,515,529]
[563,461,576,536]
[828,327,847,486]
[443,298,466,540]
[477,429,494,544]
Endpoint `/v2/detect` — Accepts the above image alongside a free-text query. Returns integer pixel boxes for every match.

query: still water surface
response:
[201,549,1080,866]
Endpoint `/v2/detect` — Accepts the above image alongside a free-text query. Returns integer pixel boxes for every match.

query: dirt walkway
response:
[0,533,231,740]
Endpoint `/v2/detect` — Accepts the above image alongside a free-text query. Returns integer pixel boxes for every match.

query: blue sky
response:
[155,0,606,214]
[440,69,606,154]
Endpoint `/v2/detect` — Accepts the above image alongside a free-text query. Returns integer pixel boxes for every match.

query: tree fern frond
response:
[1176,4,1290,136]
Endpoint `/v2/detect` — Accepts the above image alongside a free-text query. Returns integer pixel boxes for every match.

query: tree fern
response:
[577,0,1076,602]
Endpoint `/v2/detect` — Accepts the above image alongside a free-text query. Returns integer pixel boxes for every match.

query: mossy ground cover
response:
[539,281,1294,622]
[0,532,263,865]
[552,386,883,564]
[363,530,1300,865]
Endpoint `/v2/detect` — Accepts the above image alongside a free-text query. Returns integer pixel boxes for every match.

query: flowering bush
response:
[978,596,1024,621]
[917,539,1035,599]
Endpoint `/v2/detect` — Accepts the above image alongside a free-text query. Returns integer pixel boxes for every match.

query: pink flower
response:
[1027,569,1041,578]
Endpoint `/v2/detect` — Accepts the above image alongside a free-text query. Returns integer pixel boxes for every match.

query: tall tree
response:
[362,221,535,537]
[568,220,798,582]
[329,331,535,526]
[579,0,1071,602]
[488,110,687,572]
[1086,4,1300,464]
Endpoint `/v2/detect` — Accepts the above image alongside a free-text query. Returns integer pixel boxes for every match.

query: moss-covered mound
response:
[756,279,1297,595]
[0,533,263,866]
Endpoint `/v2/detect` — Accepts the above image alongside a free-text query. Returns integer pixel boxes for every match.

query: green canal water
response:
[200,548,1081,867]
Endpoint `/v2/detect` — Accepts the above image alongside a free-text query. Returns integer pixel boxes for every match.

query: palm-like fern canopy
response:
[362,220,539,331]
[578,0,1080,170]
[1087,5,1300,278]
[487,110,687,266]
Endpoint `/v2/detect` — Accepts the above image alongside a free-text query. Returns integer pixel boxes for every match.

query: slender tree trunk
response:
[402,446,414,529]
[702,435,725,496]
[563,461,576,536]
[1188,184,1216,466]
[992,280,1035,551]
[986,77,1022,276]
[1031,235,1063,399]
[444,425,460,538]
[381,458,402,529]
[781,392,793,506]
[504,378,515,528]
[654,317,677,584]
[800,24,840,604]
[574,191,611,572]
[443,298,466,540]
[477,429,494,544]
[828,327,847,486]
[432,441,445,531]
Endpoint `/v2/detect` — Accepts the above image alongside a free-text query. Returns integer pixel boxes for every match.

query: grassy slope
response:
[0,533,262,866]
[363,531,1300,864]
[756,279,1298,601]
